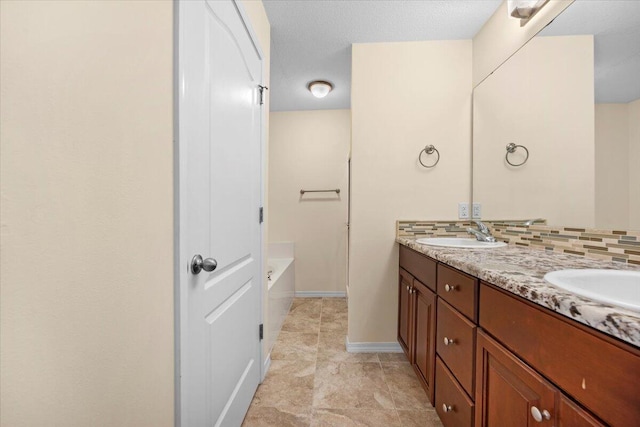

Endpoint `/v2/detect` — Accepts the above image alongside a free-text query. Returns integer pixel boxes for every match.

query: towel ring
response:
[505,143,529,167]
[419,145,440,168]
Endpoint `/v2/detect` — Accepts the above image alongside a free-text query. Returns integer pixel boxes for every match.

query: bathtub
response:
[267,243,295,356]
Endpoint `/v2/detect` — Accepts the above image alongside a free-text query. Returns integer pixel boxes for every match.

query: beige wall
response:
[473,35,595,227]
[0,0,271,424]
[0,1,174,426]
[595,104,630,228]
[627,99,640,229]
[473,0,573,87]
[269,110,350,294]
[350,40,472,343]
[241,0,272,374]
[627,99,640,230]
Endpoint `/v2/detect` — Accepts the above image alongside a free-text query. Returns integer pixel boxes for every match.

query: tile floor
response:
[242,297,444,427]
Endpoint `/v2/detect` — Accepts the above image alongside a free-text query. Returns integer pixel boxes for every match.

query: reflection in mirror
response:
[472,0,640,231]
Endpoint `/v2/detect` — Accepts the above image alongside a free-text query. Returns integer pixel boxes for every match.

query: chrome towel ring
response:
[419,145,440,168]
[505,143,529,167]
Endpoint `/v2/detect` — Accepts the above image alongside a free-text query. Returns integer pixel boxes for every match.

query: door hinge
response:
[259,323,264,340]
[259,206,264,223]
[258,85,268,105]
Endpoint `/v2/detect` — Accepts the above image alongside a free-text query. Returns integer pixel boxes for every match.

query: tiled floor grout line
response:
[377,356,403,424]
[244,297,442,426]
[309,298,323,424]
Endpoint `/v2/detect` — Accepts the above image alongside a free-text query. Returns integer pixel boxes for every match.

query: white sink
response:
[415,237,507,249]
[544,269,640,312]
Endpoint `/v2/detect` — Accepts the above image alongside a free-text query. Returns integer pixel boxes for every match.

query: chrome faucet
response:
[467,220,496,242]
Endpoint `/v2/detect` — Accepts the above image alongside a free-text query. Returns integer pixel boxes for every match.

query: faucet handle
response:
[473,220,490,234]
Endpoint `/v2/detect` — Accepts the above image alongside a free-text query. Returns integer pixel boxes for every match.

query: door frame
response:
[173,1,267,425]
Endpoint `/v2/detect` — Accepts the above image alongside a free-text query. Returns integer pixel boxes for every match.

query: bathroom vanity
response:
[397,241,640,427]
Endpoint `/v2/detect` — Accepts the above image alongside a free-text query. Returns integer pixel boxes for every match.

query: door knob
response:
[191,254,218,274]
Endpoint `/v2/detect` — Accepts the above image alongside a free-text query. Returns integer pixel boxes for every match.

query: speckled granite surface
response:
[397,237,640,348]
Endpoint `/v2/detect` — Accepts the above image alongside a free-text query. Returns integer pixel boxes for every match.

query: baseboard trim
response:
[261,354,271,382]
[345,337,403,353]
[294,291,347,298]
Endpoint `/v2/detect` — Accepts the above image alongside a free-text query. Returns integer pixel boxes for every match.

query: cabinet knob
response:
[442,403,453,413]
[406,285,410,292]
[531,406,551,422]
[443,337,456,346]
[444,284,457,292]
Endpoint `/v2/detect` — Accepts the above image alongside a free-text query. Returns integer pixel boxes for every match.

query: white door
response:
[177,0,264,425]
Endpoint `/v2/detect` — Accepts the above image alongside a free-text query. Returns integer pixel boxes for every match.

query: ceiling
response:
[263,0,502,112]
[539,0,640,103]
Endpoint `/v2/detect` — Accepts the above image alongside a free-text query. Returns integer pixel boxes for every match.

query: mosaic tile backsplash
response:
[397,220,640,266]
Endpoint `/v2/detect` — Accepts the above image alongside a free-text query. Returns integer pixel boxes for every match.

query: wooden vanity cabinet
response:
[475,330,557,427]
[478,282,638,426]
[476,326,606,427]
[399,243,640,427]
[398,246,437,403]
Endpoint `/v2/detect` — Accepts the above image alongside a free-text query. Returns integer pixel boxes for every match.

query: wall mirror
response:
[472,0,640,230]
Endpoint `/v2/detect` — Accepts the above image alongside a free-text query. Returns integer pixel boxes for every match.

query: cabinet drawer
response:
[435,357,474,427]
[399,245,436,292]
[437,298,476,396]
[437,264,478,321]
[480,283,640,427]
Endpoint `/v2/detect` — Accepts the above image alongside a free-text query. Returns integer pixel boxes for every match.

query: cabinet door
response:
[475,330,556,427]
[558,395,605,427]
[398,268,414,361]
[412,279,436,404]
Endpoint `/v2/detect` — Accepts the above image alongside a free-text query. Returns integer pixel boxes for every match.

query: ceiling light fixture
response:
[308,80,333,98]
[507,0,549,22]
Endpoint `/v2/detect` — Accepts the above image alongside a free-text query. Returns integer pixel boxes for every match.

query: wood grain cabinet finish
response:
[435,357,474,427]
[436,299,476,396]
[398,243,635,427]
[480,283,640,427]
[437,264,478,321]
[411,278,436,403]
[475,330,556,427]
[398,267,414,361]
[476,329,608,427]
[399,245,437,291]
[558,395,606,427]
[398,258,437,404]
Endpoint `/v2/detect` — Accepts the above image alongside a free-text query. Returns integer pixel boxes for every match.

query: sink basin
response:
[415,237,507,249]
[544,269,640,312]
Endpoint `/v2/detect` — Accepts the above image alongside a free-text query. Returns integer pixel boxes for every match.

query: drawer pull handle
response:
[442,403,454,413]
[443,337,456,346]
[531,406,551,422]
[444,284,457,292]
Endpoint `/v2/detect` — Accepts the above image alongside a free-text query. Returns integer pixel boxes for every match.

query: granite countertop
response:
[397,236,640,348]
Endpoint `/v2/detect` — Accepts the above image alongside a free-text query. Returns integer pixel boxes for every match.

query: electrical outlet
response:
[472,203,482,219]
[458,203,470,219]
